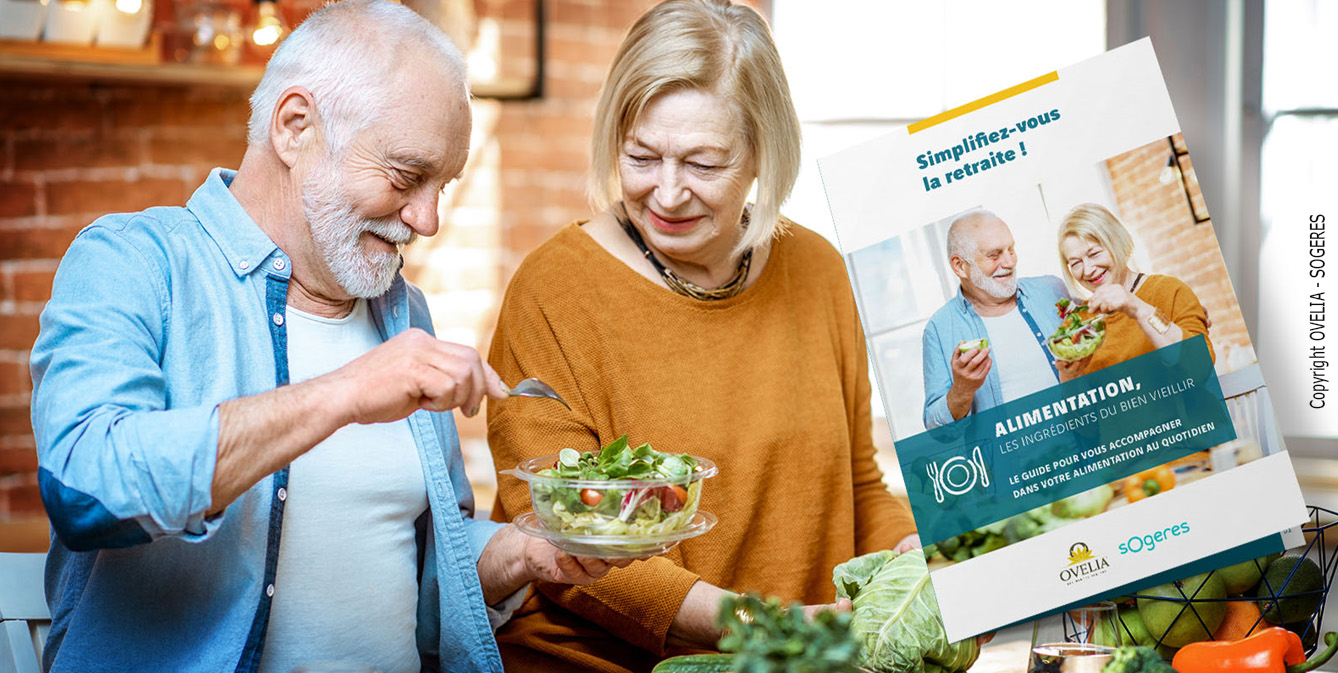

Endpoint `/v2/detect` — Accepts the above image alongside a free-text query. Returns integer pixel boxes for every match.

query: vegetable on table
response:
[1171,627,1338,673]
[1102,647,1177,673]
[716,593,862,673]
[1102,645,1177,673]
[651,654,736,673]
[833,551,978,673]
[1050,484,1114,519]
[1122,465,1175,503]
[928,505,1086,563]
[652,592,863,673]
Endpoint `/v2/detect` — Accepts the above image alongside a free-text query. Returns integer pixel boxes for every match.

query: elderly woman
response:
[1055,202,1214,380]
[485,1,918,670]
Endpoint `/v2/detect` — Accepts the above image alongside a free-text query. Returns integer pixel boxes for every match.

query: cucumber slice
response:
[559,448,580,467]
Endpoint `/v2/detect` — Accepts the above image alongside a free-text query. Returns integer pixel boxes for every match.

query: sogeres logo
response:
[1119,522,1191,554]
[926,446,990,503]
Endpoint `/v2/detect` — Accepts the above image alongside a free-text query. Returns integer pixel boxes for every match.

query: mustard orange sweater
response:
[1085,274,1214,372]
[486,221,917,673]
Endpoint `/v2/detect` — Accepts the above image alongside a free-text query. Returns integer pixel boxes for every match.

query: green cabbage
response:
[832,551,979,673]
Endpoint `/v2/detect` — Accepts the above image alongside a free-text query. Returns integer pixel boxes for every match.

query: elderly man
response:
[28,2,624,672]
[921,210,1070,429]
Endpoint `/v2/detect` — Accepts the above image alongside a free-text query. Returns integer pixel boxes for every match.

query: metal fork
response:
[506,377,571,410]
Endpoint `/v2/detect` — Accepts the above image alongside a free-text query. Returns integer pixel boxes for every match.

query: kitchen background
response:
[0,0,1334,557]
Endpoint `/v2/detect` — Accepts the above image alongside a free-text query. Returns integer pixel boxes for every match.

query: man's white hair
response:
[946,208,1002,261]
[246,0,468,153]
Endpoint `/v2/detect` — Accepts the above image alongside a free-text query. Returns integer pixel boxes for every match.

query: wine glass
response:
[1027,601,1122,673]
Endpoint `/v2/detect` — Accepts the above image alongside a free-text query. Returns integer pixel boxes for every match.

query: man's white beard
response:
[969,262,1018,300]
[302,157,417,298]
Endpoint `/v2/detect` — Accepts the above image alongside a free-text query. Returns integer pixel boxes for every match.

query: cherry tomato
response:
[658,485,688,512]
[580,489,603,507]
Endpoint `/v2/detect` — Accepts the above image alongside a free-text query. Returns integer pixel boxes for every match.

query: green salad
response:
[1047,298,1106,362]
[532,435,705,537]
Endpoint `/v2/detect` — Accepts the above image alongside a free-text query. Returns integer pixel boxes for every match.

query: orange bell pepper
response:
[1172,627,1338,673]
[1123,464,1175,502]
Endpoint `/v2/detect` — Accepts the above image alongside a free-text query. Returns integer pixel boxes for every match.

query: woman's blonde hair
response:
[589,0,801,255]
[1057,203,1136,290]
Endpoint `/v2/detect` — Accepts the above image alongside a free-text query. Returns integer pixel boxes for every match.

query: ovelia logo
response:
[1060,542,1111,585]
[1067,542,1095,565]
[926,446,990,504]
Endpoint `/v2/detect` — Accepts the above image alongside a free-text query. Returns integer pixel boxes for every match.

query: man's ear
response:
[269,86,319,168]
[948,255,970,281]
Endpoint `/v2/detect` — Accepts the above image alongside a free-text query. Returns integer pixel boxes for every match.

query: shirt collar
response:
[187,168,283,278]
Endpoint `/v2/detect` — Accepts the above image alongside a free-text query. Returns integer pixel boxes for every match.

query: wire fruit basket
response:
[1114,506,1337,658]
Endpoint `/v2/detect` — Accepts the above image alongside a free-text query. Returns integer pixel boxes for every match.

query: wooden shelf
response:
[0,36,536,96]
[0,37,264,88]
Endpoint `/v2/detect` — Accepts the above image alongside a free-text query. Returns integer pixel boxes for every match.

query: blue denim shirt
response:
[921,276,1069,429]
[30,168,505,673]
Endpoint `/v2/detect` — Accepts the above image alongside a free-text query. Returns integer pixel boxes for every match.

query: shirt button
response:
[273,259,286,271]
[266,584,275,598]
[277,487,287,502]
[273,313,284,326]
[239,260,250,270]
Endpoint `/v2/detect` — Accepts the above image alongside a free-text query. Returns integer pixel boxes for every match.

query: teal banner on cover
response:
[900,336,1234,545]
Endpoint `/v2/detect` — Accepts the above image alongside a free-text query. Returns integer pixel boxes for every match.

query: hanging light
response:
[251,0,289,47]
[114,0,142,13]
[1159,155,1178,185]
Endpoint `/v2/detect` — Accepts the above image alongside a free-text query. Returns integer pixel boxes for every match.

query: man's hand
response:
[950,343,992,393]
[946,342,992,420]
[211,329,509,514]
[324,327,509,422]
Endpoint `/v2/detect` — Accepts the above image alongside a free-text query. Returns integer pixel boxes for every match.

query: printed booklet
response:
[818,39,1309,640]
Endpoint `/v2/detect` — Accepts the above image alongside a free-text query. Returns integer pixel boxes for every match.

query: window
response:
[771,0,1106,439]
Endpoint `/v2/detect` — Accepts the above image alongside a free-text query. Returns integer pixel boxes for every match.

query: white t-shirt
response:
[258,300,427,673]
[980,308,1058,402]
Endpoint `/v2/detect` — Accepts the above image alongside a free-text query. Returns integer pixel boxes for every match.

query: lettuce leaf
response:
[833,551,979,673]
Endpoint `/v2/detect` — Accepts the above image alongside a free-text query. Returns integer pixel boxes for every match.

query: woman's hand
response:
[1055,355,1091,382]
[522,535,637,585]
[1084,283,1139,317]
[893,533,922,554]
[476,524,638,604]
[799,597,853,621]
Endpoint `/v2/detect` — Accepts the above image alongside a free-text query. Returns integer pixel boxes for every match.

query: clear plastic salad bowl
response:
[511,510,718,558]
[501,450,718,546]
[1047,326,1107,362]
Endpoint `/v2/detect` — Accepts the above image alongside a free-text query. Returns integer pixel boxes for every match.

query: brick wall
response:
[0,0,680,532]
[1105,134,1256,372]
[0,83,251,526]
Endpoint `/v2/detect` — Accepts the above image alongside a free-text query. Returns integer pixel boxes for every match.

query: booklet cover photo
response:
[819,39,1308,641]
